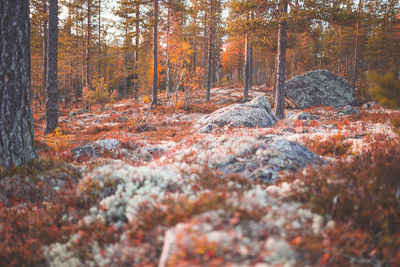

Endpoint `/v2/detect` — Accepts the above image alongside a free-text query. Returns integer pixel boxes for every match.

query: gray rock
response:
[195,96,277,132]
[198,124,215,133]
[69,109,86,117]
[362,101,378,109]
[216,99,229,105]
[285,70,356,108]
[339,105,358,115]
[71,139,121,160]
[143,145,165,155]
[288,111,319,121]
[186,135,323,183]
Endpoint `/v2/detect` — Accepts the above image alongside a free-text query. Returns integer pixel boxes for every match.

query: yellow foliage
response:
[45,127,70,151]
[141,95,151,104]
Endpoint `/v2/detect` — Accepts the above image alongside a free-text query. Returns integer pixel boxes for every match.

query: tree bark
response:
[192,17,197,71]
[86,0,91,89]
[42,0,48,107]
[45,0,59,134]
[123,25,128,99]
[249,44,253,90]
[151,0,158,109]
[243,33,250,101]
[134,2,140,98]
[274,0,287,119]
[206,0,213,102]
[352,0,362,89]
[98,0,101,74]
[135,3,140,62]
[273,53,278,100]
[0,0,38,168]
[166,5,172,98]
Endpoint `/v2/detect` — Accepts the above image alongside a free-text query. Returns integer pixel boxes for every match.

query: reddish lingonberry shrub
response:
[285,141,400,265]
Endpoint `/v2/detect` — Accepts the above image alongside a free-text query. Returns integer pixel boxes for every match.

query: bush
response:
[303,132,352,157]
[83,78,111,108]
[367,71,400,109]
[285,141,400,265]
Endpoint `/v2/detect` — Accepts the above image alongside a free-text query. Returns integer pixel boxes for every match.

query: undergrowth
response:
[284,141,400,265]
[303,132,352,157]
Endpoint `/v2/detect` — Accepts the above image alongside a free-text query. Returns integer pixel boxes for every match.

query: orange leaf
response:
[320,252,330,265]
[290,236,302,246]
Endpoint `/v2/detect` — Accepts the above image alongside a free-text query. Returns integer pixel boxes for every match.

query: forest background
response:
[29,0,400,112]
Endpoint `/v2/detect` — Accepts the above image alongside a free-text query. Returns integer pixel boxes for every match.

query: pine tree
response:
[0,0,37,168]
[274,0,287,119]
[151,0,159,109]
[45,0,59,134]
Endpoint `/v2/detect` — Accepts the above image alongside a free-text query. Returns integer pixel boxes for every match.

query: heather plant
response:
[303,132,352,157]
[285,141,400,265]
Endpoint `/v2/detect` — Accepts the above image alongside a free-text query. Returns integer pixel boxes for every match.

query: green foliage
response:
[368,71,400,109]
[286,141,400,265]
[391,118,400,136]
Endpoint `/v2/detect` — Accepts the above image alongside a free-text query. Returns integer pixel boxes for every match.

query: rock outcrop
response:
[71,139,121,161]
[174,135,323,183]
[287,111,320,121]
[285,70,356,108]
[195,96,277,133]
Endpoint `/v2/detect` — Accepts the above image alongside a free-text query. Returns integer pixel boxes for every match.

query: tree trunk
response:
[243,33,250,101]
[249,44,253,90]
[273,53,278,100]
[0,0,38,168]
[274,0,287,119]
[86,0,91,90]
[134,2,140,98]
[206,0,213,102]
[42,0,48,107]
[151,0,158,109]
[166,5,172,98]
[352,0,362,89]
[45,0,59,134]
[193,17,197,71]
[98,0,101,74]
[123,25,128,99]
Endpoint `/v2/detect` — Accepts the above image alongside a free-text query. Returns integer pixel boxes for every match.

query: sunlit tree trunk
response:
[243,32,250,101]
[0,0,37,168]
[352,0,362,89]
[98,0,101,74]
[166,4,172,98]
[45,0,59,134]
[86,0,91,90]
[206,0,213,102]
[151,0,158,109]
[249,44,253,89]
[274,0,287,119]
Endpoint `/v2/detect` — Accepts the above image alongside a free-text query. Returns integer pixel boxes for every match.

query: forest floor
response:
[1,87,400,266]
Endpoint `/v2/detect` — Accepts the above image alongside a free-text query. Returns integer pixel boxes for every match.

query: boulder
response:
[362,101,379,109]
[338,105,358,115]
[68,109,86,117]
[285,70,356,108]
[195,96,277,132]
[71,139,121,161]
[177,135,323,183]
[288,111,319,121]
[158,210,270,267]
